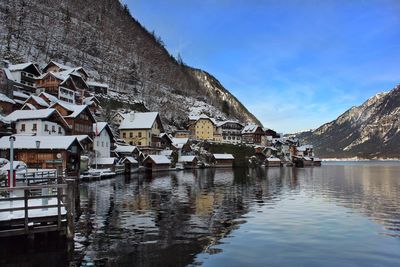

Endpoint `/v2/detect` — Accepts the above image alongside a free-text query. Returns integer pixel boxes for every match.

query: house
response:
[241,124,264,145]
[212,153,235,168]
[122,157,139,174]
[38,91,60,105]
[0,61,41,96]
[21,95,50,110]
[263,146,278,157]
[216,121,244,144]
[83,96,101,115]
[12,91,30,109]
[188,114,219,141]
[50,101,96,136]
[0,135,83,175]
[0,116,11,137]
[114,144,141,157]
[171,137,192,154]
[178,155,198,169]
[87,80,109,94]
[91,157,118,170]
[174,130,190,138]
[159,133,173,149]
[73,135,93,152]
[111,112,128,126]
[93,122,115,158]
[142,155,171,172]
[119,112,164,148]
[0,93,15,115]
[6,109,70,136]
[265,156,282,167]
[43,61,89,81]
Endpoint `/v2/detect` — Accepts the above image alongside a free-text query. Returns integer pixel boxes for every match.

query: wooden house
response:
[0,135,82,175]
[50,101,96,137]
[159,133,173,149]
[122,157,139,174]
[0,93,15,115]
[0,116,11,137]
[143,155,171,172]
[178,155,198,169]
[0,61,41,95]
[212,154,235,168]
[241,124,264,145]
[216,120,244,144]
[21,95,50,110]
[87,81,109,94]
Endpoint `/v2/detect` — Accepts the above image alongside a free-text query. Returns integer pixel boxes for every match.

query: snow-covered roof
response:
[122,156,138,164]
[114,144,139,154]
[216,120,243,127]
[189,114,217,125]
[0,135,82,150]
[46,61,71,71]
[13,91,30,99]
[264,146,277,151]
[0,115,10,124]
[87,81,109,88]
[0,93,15,104]
[8,62,35,71]
[94,122,107,134]
[144,155,171,165]
[160,150,173,156]
[178,155,197,163]
[72,135,93,143]
[265,157,281,162]
[51,101,90,119]
[242,124,261,134]
[171,137,189,149]
[297,145,313,151]
[6,109,57,121]
[25,95,49,107]
[213,153,235,160]
[39,92,59,104]
[21,103,37,110]
[93,157,117,165]
[119,112,159,130]
[0,161,26,171]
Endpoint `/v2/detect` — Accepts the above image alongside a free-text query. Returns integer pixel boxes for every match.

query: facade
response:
[119,112,164,148]
[174,130,190,138]
[0,135,82,174]
[216,121,244,144]
[142,155,171,172]
[87,81,109,94]
[188,114,217,141]
[178,155,198,169]
[212,154,235,168]
[0,93,15,115]
[93,122,115,158]
[6,109,70,136]
[111,112,127,126]
[0,61,41,96]
[241,124,265,145]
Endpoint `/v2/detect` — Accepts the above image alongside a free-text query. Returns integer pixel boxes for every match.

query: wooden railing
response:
[0,181,76,239]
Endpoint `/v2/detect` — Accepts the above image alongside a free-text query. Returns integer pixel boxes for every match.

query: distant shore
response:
[322,158,400,161]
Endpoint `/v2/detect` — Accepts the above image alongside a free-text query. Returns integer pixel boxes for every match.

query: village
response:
[0,59,321,241]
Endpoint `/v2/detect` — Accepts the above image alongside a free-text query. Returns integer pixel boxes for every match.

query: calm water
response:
[1,162,400,266]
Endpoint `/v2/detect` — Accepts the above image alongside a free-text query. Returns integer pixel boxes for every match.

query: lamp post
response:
[36,140,41,171]
[9,135,15,188]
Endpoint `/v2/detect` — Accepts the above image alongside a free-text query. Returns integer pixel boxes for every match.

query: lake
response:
[1,162,400,266]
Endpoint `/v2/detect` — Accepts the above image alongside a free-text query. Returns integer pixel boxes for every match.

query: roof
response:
[213,153,235,160]
[44,61,72,71]
[39,92,59,104]
[87,81,109,88]
[160,150,173,156]
[13,91,30,99]
[0,93,15,104]
[171,137,189,149]
[216,120,243,127]
[0,161,26,171]
[26,95,49,107]
[93,157,117,165]
[51,101,93,120]
[189,114,217,125]
[72,135,93,143]
[242,124,261,134]
[94,122,114,139]
[122,156,138,164]
[119,112,160,130]
[6,109,57,121]
[8,62,36,71]
[21,103,37,110]
[178,155,197,163]
[114,144,139,154]
[0,135,83,150]
[144,155,171,165]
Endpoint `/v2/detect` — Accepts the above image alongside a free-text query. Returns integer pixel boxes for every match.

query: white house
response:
[93,122,115,158]
[6,109,70,136]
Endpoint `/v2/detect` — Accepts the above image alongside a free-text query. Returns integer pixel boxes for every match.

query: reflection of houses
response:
[241,124,264,145]
[93,122,115,158]
[6,109,70,136]
[0,135,82,174]
[265,157,282,167]
[119,112,164,149]
[212,154,235,168]
[216,121,244,144]
[142,155,171,172]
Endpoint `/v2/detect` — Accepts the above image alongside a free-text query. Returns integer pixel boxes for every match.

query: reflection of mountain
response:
[74,169,285,266]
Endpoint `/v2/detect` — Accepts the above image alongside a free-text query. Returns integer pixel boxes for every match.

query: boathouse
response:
[212,153,235,168]
[143,155,171,172]
[178,155,198,169]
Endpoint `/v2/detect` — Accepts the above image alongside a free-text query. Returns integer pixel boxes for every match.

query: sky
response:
[125,0,400,133]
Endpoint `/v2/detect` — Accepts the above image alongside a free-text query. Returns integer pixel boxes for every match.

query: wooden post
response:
[24,189,29,234]
[65,179,75,240]
[57,187,61,231]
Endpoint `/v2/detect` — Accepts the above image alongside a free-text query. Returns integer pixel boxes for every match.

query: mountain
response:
[0,0,261,128]
[297,84,400,159]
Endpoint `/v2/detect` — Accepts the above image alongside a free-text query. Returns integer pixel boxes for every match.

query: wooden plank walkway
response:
[0,182,75,239]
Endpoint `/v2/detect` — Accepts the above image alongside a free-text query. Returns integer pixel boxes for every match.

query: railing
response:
[0,182,75,239]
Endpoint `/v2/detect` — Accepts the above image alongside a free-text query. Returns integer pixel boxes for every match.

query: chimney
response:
[129,111,135,122]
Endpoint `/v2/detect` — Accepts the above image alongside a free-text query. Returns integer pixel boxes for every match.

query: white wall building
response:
[93,122,114,158]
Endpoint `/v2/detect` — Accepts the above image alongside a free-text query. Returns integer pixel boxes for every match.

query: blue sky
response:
[125,0,400,133]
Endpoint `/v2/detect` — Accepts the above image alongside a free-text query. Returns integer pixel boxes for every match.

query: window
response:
[138,142,141,146]
[20,124,25,132]
[122,132,126,138]
[45,124,48,131]
[52,125,55,132]
[129,142,134,145]
[97,141,99,146]
[129,132,133,138]
[138,132,142,137]
[32,124,37,131]
[101,141,104,147]
[58,127,62,134]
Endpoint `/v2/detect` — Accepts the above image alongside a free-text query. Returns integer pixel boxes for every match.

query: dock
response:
[0,180,76,239]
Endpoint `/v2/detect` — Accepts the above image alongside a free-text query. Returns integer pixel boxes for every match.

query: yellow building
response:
[119,112,164,147]
[188,114,221,141]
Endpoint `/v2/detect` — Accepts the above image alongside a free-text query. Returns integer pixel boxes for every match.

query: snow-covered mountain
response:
[297,84,400,158]
[0,0,261,128]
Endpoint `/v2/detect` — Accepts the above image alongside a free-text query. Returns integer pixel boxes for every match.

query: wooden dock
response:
[0,181,76,239]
